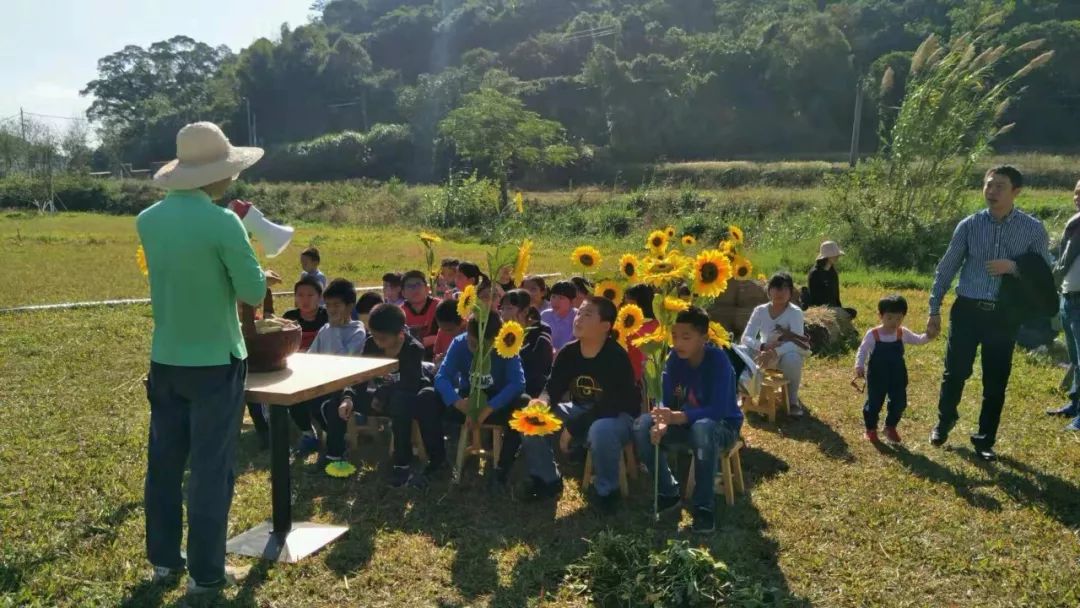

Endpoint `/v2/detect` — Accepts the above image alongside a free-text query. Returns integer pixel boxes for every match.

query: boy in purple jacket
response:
[634,306,742,534]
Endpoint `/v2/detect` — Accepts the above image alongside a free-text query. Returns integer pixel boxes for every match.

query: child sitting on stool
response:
[854,295,932,444]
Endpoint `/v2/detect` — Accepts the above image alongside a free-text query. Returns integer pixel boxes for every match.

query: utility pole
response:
[245,98,254,146]
[19,107,26,141]
[849,83,864,168]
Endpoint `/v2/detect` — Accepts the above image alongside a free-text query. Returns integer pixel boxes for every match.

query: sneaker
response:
[787,403,805,418]
[864,429,879,443]
[1066,417,1080,432]
[354,411,369,427]
[969,436,996,461]
[186,565,250,596]
[151,565,183,584]
[929,427,948,447]
[389,465,411,488]
[294,433,319,457]
[1046,403,1078,417]
[691,508,715,534]
[656,494,681,514]
[521,475,564,502]
[883,426,902,444]
[590,489,620,515]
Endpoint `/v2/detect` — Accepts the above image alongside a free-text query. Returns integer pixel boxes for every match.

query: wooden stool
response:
[684,439,745,506]
[743,374,789,422]
[345,415,390,452]
[388,419,428,463]
[453,424,504,481]
[582,444,637,498]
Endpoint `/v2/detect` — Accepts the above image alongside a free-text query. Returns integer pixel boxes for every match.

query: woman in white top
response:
[740,272,809,416]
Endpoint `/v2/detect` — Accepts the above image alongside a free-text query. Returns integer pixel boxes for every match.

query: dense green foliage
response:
[76,1,1080,181]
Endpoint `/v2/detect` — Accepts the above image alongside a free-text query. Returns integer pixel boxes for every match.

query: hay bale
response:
[708,280,766,336]
[803,306,860,355]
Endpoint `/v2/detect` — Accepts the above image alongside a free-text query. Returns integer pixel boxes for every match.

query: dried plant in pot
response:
[240,289,301,372]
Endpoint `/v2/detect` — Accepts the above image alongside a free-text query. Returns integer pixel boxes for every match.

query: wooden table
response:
[226,353,397,563]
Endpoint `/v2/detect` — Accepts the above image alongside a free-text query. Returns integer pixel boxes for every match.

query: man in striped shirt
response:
[926,165,1051,460]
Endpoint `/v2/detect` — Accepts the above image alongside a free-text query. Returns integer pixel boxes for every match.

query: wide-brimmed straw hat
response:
[817,240,845,260]
[153,122,263,190]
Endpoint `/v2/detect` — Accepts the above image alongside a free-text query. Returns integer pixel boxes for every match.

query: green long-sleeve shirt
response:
[136,189,267,366]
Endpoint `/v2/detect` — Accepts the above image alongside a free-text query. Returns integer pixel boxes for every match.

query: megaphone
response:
[227,200,294,258]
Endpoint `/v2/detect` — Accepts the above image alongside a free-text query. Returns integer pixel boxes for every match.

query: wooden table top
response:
[244,353,398,406]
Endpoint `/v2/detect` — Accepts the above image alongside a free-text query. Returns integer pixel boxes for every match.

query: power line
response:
[23,111,88,122]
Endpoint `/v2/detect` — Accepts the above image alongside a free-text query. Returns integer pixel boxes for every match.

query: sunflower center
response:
[622,317,635,329]
[502,333,516,346]
[581,255,594,266]
[738,266,749,277]
[655,263,673,272]
[603,289,616,300]
[700,262,719,283]
[624,263,635,276]
[524,416,543,426]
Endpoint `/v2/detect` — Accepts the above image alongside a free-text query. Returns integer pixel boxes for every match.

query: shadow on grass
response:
[880,444,1003,511]
[749,409,855,463]
[957,448,1080,528]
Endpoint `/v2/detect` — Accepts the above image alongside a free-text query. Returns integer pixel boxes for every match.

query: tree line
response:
[71,0,1080,183]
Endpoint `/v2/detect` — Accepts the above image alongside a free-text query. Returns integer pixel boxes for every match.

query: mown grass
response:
[1,215,1079,607]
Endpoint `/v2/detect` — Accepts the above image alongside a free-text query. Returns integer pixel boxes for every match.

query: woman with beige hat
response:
[804,240,858,319]
[137,122,280,596]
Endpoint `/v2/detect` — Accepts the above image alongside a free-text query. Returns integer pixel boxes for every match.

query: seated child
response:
[624,284,659,384]
[541,281,578,351]
[355,304,442,487]
[420,310,528,486]
[521,297,640,511]
[354,291,383,325]
[300,246,328,291]
[500,289,554,398]
[283,276,329,351]
[291,279,368,474]
[400,270,441,354]
[383,272,405,306]
[854,294,931,444]
[433,297,465,367]
[455,261,484,292]
[436,258,459,299]
[634,306,742,534]
[522,275,551,314]
[570,276,592,309]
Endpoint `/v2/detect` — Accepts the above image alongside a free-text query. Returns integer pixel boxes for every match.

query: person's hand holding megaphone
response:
[263,270,283,287]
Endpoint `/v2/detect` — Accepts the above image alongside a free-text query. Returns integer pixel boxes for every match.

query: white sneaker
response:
[186,564,250,596]
[151,565,183,583]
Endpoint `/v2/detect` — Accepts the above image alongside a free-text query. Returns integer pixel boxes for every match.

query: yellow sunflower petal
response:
[646,230,669,256]
[728,225,744,244]
[457,284,477,319]
[616,304,645,335]
[510,401,564,436]
[619,254,640,282]
[494,320,525,358]
[571,245,603,269]
[692,250,732,298]
[419,231,442,244]
[136,245,148,277]
[709,321,732,348]
[663,296,690,313]
[595,280,624,304]
[665,226,676,238]
[681,235,696,247]
[513,239,533,285]
[632,324,669,348]
[732,255,753,280]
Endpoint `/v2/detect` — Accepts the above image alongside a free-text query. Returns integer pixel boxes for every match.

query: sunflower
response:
[757,273,767,281]
[646,230,669,256]
[418,231,442,245]
[324,461,357,478]
[611,324,629,349]
[513,239,533,285]
[595,279,624,304]
[571,245,602,269]
[619,254,640,283]
[457,284,477,319]
[732,255,753,280]
[642,253,689,287]
[693,250,732,298]
[136,245,148,277]
[728,225,744,244]
[681,235,696,247]
[632,324,670,348]
[494,320,525,358]
[616,304,645,335]
[708,321,732,348]
[665,226,676,239]
[663,296,690,313]
[510,401,564,436]
[719,240,735,256]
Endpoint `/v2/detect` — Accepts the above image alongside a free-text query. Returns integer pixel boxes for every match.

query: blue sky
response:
[1,0,313,134]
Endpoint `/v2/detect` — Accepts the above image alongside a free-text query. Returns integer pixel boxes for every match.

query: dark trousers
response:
[863,341,908,429]
[356,388,445,467]
[145,356,246,587]
[246,402,268,434]
[297,393,350,459]
[418,388,528,471]
[937,297,1019,447]
[1061,295,1080,406]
